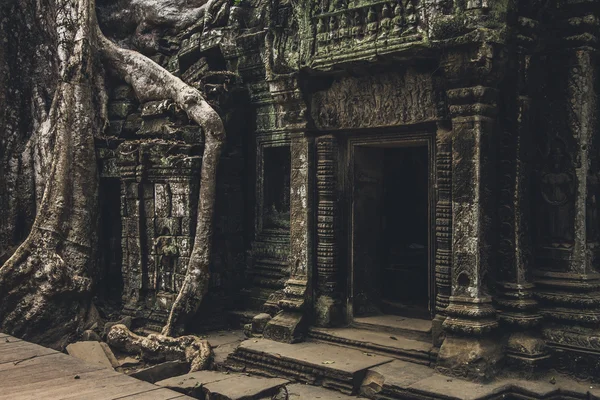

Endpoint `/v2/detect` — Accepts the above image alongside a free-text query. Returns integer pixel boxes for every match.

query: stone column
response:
[117,143,144,309]
[314,135,343,326]
[432,123,452,346]
[263,76,314,343]
[436,42,506,382]
[533,4,600,377]
[494,16,547,374]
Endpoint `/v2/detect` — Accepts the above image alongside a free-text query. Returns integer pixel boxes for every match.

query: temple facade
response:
[95,0,600,383]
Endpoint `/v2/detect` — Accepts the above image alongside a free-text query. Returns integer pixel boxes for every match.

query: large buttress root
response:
[107,324,213,371]
[0,0,102,348]
[0,0,224,344]
[97,32,225,336]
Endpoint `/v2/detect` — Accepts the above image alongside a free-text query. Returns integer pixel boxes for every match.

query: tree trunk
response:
[0,0,224,346]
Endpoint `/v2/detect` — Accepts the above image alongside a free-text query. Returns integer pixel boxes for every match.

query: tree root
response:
[106,324,213,371]
[0,0,101,348]
[97,26,225,336]
[1,0,225,345]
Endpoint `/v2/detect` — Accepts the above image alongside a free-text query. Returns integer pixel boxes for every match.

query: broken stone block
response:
[202,374,288,400]
[100,342,120,368]
[119,356,141,368]
[129,360,190,383]
[156,370,232,398]
[243,323,252,338]
[81,329,101,342]
[66,341,115,369]
[252,313,272,334]
[285,383,358,399]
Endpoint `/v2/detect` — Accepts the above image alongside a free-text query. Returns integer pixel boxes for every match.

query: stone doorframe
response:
[312,123,452,332]
[343,129,437,323]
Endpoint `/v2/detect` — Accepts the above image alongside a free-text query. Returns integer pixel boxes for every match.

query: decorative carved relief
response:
[311,69,437,130]
[316,136,339,295]
[312,0,420,55]
[537,139,575,248]
[435,133,452,314]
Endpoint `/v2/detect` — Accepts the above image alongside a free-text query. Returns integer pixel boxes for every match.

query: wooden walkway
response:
[0,332,193,400]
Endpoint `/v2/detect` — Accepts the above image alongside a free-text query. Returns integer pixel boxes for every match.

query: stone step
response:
[227,338,394,395]
[358,359,600,400]
[284,383,359,399]
[308,327,437,366]
[227,310,259,328]
[156,370,288,399]
[351,315,432,343]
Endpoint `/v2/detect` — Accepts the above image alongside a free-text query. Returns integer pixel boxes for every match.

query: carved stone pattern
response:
[316,136,338,295]
[435,141,452,314]
[313,0,420,55]
[311,69,437,130]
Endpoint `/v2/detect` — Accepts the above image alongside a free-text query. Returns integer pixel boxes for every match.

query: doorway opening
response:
[352,144,431,319]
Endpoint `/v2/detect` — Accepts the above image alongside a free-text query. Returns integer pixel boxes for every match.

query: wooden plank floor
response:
[0,333,193,400]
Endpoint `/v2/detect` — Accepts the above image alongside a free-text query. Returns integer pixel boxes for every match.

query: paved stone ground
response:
[0,333,193,400]
[6,329,600,400]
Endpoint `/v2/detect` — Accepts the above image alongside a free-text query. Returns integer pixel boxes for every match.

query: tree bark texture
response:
[0,0,224,347]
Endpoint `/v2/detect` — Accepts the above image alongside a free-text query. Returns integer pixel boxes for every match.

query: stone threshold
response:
[352,315,432,342]
[308,326,436,366]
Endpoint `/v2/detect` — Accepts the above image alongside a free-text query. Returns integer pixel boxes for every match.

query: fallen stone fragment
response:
[100,341,120,368]
[202,374,288,400]
[252,313,272,334]
[285,383,357,399]
[119,356,141,368]
[157,370,288,400]
[129,360,190,383]
[156,370,233,397]
[81,329,101,341]
[66,341,115,369]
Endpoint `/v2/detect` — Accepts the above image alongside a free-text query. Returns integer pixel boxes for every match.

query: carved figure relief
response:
[586,146,600,243]
[311,69,437,130]
[539,141,575,247]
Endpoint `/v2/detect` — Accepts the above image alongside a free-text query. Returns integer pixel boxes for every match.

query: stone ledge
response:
[308,327,435,366]
[361,359,600,400]
[228,339,393,395]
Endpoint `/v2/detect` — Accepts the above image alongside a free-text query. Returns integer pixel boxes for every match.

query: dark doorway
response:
[352,144,430,319]
[98,178,123,305]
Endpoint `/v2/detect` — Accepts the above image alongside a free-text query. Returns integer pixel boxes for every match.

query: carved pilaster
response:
[117,143,144,308]
[494,15,548,374]
[263,76,313,343]
[532,2,600,380]
[315,135,342,326]
[432,124,452,345]
[436,42,507,382]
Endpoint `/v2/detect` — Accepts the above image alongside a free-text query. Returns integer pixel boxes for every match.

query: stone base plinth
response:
[314,295,343,327]
[263,311,306,343]
[436,335,504,382]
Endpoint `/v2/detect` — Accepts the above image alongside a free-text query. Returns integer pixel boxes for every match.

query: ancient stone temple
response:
[89,0,599,387]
